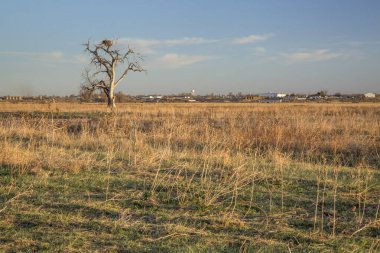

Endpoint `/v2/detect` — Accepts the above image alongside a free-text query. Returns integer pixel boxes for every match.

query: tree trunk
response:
[107,94,116,108]
[107,82,116,109]
[105,83,116,109]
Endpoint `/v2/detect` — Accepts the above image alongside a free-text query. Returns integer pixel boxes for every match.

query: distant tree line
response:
[80,90,131,103]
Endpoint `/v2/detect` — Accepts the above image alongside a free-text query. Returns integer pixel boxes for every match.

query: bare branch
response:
[114,51,146,87]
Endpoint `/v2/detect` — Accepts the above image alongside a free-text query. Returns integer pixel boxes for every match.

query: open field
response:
[0,102,379,252]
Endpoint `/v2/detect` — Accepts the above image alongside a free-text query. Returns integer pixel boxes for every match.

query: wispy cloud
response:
[329,40,380,47]
[284,49,341,62]
[98,34,274,69]
[157,53,215,69]
[254,47,267,54]
[0,50,88,64]
[0,51,65,61]
[72,54,88,64]
[231,34,274,44]
[119,37,219,54]
[118,34,274,53]
[161,37,219,46]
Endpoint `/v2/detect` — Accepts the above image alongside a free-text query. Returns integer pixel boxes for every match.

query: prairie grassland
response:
[0,102,379,252]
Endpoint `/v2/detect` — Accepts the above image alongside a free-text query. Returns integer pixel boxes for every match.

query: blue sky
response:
[0,0,379,95]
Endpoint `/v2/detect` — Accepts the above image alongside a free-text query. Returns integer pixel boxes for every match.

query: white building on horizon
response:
[259,93,287,98]
[364,92,376,98]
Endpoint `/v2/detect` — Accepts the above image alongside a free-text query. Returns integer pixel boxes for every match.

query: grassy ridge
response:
[0,102,379,252]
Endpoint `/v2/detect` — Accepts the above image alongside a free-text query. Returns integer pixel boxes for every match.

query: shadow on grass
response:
[43,202,120,220]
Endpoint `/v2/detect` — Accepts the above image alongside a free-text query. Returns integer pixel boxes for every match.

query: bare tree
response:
[82,39,145,108]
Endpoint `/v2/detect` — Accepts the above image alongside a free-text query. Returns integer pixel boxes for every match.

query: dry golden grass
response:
[0,101,379,251]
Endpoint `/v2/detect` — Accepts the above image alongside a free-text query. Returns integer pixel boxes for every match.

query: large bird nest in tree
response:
[101,39,113,47]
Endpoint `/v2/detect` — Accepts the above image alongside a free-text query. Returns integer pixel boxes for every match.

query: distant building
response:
[5,96,23,101]
[259,93,287,98]
[143,95,163,99]
[364,93,376,98]
[244,95,261,101]
[307,95,322,100]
